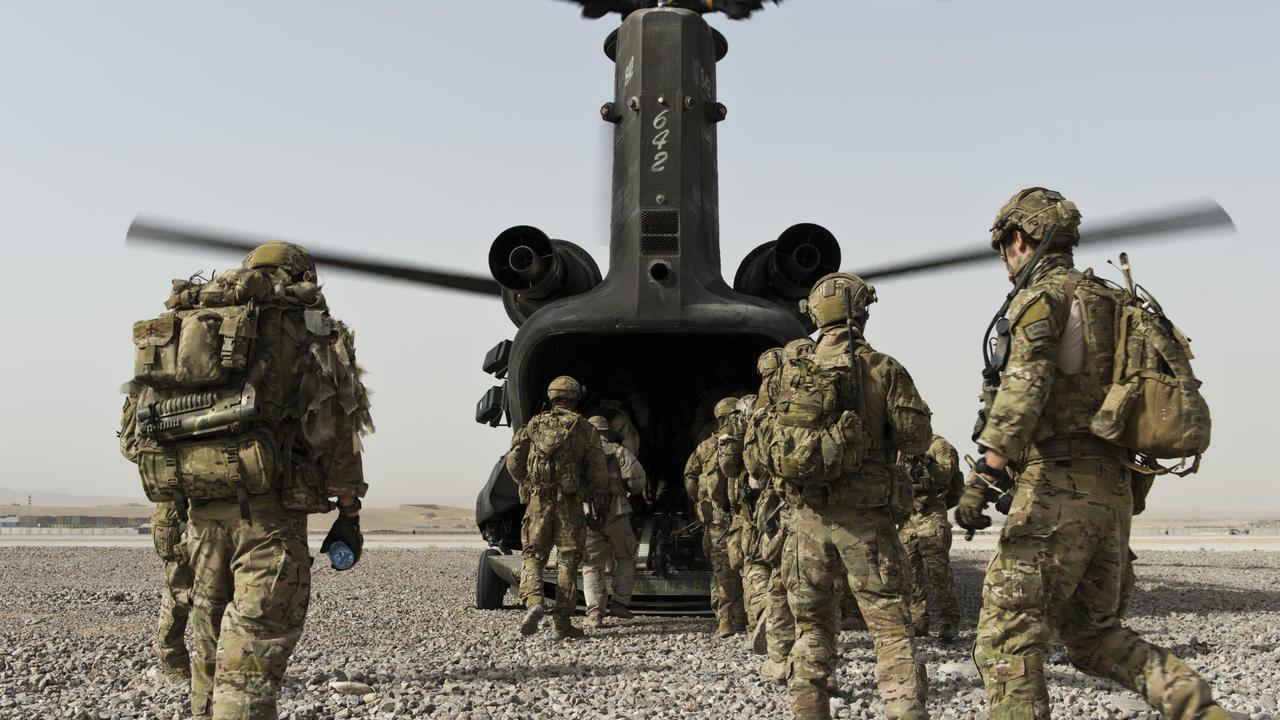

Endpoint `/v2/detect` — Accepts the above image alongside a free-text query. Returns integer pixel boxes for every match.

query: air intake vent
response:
[641,209,680,234]
[640,209,679,256]
[640,236,680,256]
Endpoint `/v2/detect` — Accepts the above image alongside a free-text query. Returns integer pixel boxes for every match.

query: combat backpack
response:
[762,354,864,488]
[523,410,586,495]
[128,269,329,514]
[1090,262,1211,475]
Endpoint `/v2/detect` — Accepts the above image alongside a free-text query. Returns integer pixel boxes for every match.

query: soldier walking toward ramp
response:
[507,376,608,640]
[957,187,1229,720]
[753,274,932,720]
[120,242,372,719]
[582,415,647,626]
[898,434,962,640]
[685,397,748,637]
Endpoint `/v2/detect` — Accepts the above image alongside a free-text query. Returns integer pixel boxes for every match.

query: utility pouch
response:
[887,463,913,524]
[133,306,257,389]
[137,432,276,503]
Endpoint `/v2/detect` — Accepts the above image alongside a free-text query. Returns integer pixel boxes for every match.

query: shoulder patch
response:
[1012,295,1052,329]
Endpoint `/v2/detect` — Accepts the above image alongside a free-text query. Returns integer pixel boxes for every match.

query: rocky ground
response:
[1,547,1277,719]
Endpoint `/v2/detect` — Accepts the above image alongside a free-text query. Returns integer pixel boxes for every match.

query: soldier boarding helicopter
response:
[126,0,1234,615]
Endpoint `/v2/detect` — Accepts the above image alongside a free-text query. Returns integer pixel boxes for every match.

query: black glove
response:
[954,484,995,532]
[995,492,1014,515]
[321,513,364,566]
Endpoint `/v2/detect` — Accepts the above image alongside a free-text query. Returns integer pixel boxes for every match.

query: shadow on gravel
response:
[1128,579,1280,616]
[413,662,637,685]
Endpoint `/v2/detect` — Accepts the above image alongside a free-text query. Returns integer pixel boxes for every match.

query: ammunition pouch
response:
[137,431,277,503]
[886,463,913,525]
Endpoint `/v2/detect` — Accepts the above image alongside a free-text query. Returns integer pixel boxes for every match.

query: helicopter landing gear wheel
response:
[475,548,509,610]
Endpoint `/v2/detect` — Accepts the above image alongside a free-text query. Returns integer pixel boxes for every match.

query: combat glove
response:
[954,484,995,532]
[321,512,364,567]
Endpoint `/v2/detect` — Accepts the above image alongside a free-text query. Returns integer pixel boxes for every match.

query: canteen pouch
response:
[137,432,276,502]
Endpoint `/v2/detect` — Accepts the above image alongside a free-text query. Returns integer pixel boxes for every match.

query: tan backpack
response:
[761,355,863,488]
[128,270,332,513]
[1090,258,1211,475]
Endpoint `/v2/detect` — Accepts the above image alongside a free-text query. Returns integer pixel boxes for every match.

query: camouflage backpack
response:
[127,268,346,514]
[762,354,863,487]
[1090,266,1211,475]
[523,409,585,495]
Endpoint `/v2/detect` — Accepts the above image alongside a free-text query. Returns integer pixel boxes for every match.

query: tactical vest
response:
[128,269,333,515]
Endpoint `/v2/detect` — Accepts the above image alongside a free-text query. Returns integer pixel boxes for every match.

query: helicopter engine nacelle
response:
[489,225,602,327]
[733,223,842,329]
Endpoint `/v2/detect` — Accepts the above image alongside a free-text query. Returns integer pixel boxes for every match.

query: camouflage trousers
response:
[583,514,638,613]
[520,493,586,619]
[704,521,745,627]
[898,508,959,628]
[783,503,926,720]
[187,496,311,720]
[974,457,1221,720]
[153,502,194,678]
[766,561,796,663]
[729,520,770,633]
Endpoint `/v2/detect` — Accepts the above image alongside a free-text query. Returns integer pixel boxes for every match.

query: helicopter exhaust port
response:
[733,222,842,330]
[488,225,602,327]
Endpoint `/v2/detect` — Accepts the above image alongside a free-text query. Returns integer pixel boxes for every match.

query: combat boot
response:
[553,617,585,640]
[519,603,545,636]
[715,616,735,638]
[586,609,604,628]
[840,613,867,631]
[761,657,787,683]
[1195,706,1238,720]
[825,674,839,694]
[609,603,634,620]
[936,622,958,642]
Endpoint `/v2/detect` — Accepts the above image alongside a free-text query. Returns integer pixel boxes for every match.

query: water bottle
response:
[327,541,355,571]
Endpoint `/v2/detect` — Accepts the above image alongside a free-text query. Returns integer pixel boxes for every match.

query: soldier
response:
[684,397,747,637]
[152,501,194,682]
[507,376,608,640]
[898,434,962,640]
[121,242,372,720]
[776,273,932,720]
[720,395,771,652]
[582,415,647,626]
[957,187,1231,720]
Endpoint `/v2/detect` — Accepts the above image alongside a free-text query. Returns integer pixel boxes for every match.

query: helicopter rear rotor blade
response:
[853,199,1235,283]
[127,217,501,296]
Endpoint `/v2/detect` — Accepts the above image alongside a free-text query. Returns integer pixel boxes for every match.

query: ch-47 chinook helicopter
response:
[127,0,1234,614]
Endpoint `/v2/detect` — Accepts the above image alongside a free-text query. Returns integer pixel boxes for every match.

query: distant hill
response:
[0,486,147,508]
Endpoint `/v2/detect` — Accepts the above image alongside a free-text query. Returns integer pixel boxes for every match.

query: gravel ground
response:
[1,547,1277,719]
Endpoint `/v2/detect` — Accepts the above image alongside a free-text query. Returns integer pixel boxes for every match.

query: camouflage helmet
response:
[989,187,1082,250]
[734,395,757,416]
[714,397,738,421]
[547,375,582,402]
[783,337,816,359]
[586,415,610,433]
[757,347,783,377]
[807,273,877,330]
[243,241,317,280]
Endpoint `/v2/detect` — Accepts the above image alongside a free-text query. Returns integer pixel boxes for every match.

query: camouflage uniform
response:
[507,378,608,638]
[685,398,746,636]
[777,273,932,720]
[721,396,771,648]
[898,434,961,634]
[582,417,647,623]
[122,243,372,720]
[966,188,1228,720]
[152,501,194,680]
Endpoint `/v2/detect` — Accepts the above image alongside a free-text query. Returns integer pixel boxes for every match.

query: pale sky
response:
[1,1,1276,513]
